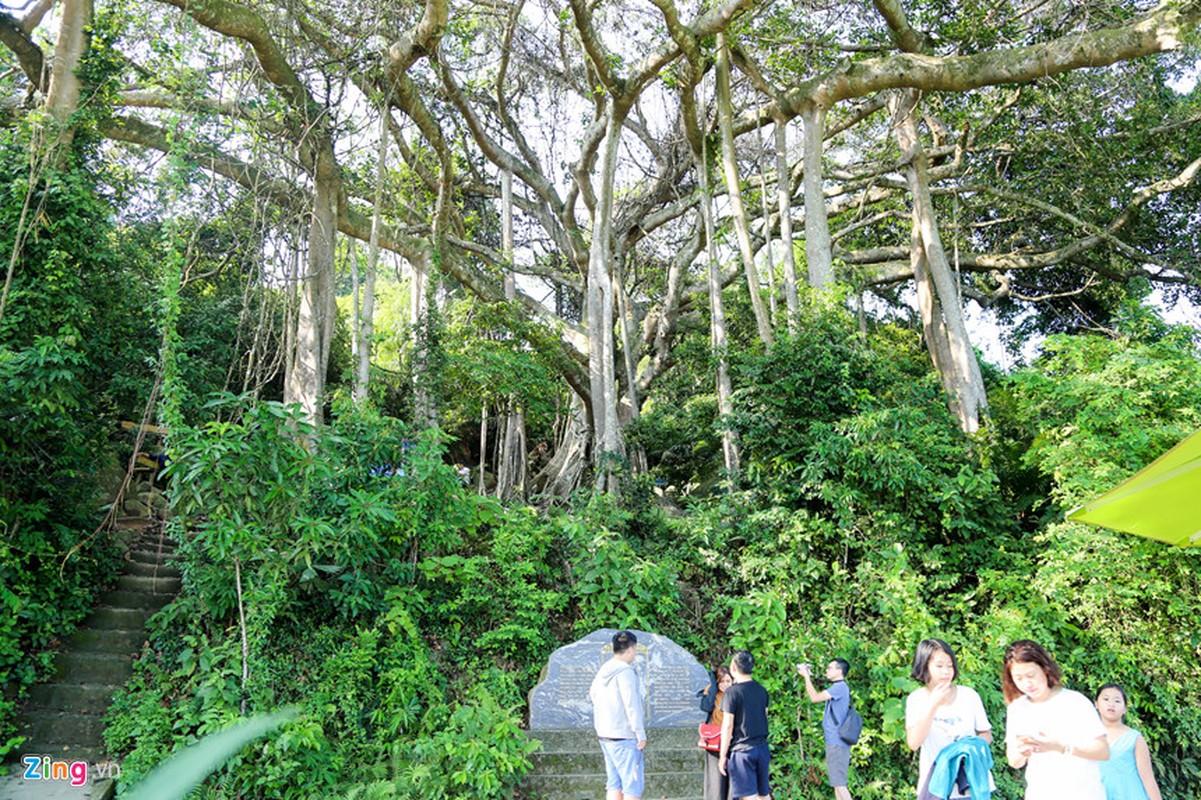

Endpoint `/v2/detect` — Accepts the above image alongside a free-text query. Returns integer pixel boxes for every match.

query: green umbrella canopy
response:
[1067,429,1201,547]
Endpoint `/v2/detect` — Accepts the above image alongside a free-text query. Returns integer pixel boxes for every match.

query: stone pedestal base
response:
[523,727,703,800]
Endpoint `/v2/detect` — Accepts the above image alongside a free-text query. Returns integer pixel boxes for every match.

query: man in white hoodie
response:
[589,630,647,800]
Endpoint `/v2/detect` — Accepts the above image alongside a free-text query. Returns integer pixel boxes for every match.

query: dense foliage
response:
[84,299,1201,798]
[104,400,565,798]
[0,130,140,752]
[0,129,284,759]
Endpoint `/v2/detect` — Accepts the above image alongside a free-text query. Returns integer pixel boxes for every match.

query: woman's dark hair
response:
[911,638,959,684]
[1001,639,1062,703]
[714,665,731,681]
[1096,683,1128,703]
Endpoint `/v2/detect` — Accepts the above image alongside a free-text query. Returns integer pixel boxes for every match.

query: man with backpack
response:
[798,659,856,800]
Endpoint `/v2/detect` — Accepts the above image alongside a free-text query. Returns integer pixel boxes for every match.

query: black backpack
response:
[838,696,864,745]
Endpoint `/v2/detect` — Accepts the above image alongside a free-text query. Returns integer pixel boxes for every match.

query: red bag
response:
[697,722,722,752]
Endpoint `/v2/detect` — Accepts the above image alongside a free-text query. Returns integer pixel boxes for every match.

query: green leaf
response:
[122,707,300,800]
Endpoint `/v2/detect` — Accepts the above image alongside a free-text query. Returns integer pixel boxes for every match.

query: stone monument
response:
[523,629,710,800]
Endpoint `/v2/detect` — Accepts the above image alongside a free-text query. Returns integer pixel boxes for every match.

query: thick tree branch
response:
[566,0,620,93]
[437,60,563,210]
[153,0,313,118]
[839,151,1200,285]
[104,114,409,251]
[385,0,448,74]
[780,0,1199,112]
[114,89,296,138]
[872,0,928,53]
[21,0,56,33]
[0,10,45,89]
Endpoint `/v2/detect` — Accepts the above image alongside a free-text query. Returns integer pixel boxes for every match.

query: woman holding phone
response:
[1003,640,1109,800]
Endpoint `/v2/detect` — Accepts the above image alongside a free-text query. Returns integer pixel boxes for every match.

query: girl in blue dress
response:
[1094,684,1162,800]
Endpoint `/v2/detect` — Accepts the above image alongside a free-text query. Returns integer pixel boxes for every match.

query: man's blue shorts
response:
[599,738,644,797]
[728,744,771,798]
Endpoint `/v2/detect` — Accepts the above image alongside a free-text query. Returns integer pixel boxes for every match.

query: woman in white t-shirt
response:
[905,638,994,797]
[1003,639,1110,800]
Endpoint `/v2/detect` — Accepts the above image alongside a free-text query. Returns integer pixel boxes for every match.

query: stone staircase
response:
[522,727,703,800]
[3,524,179,797]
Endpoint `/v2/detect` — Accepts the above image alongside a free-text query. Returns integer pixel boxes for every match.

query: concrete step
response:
[25,683,119,713]
[52,653,133,686]
[520,770,701,800]
[17,712,106,747]
[523,729,704,800]
[0,772,116,800]
[113,515,154,530]
[97,589,173,611]
[11,522,176,780]
[115,574,181,594]
[14,740,105,772]
[131,532,178,546]
[529,749,604,773]
[530,727,700,752]
[86,607,153,631]
[124,548,177,567]
[123,559,181,579]
[530,747,702,774]
[1,745,108,769]
[66,628,146,655]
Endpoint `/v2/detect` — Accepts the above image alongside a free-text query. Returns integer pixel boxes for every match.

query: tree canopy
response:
[2,0,1196,444]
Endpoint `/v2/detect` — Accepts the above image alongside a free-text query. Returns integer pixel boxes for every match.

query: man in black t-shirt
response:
[718,650,771,800]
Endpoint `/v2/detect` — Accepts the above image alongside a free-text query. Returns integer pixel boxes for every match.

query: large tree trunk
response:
[704,188,739,475]
[350,237,361,381]
[496,403,526,499]
[532,393,589,500]
[42,0,90,154]
[696,119,740,476]
[893,90,987,433]
[409,248,437,428]
[801,103,834,287]
[496,169,528,500]
[716,34,773,349]
[281,219,301,395]
[478,402,489,493]
[775,115,800,331]
[614,248,648,474]
[587,103,626,493]
[910,218,953,389]
[681,70,740,476]
[755,127,776,324]
[283,144,339,426]
[353,107,387,404]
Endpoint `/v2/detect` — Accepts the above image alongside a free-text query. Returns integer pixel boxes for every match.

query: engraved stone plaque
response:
[528,628,711,730]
